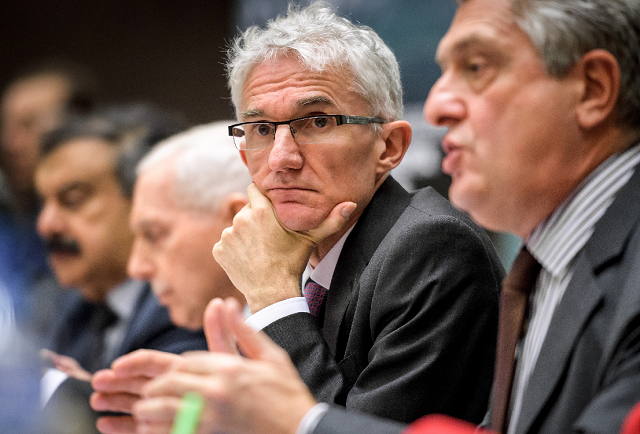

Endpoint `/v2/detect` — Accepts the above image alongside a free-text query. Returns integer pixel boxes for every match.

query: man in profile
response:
[91,121,251,433]
[126,121,249,329]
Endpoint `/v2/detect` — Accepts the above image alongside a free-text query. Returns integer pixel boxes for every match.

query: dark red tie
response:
[304,279,328,320]
[491,247,541,433]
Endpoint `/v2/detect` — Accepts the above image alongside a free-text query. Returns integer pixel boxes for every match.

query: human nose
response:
[127,238,156,281]
[424,73,467,128]
[37,201,66,239]
[268,124,304,172]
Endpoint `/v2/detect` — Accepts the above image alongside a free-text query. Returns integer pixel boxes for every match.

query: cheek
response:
[243,152,269,181]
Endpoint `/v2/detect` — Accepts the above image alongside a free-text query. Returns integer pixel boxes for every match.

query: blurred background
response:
[1,0,453,124]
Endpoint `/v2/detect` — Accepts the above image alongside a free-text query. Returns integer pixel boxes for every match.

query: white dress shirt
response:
[507,143,640,433]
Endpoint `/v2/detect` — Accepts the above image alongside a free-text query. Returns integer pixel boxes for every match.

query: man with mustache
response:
[35,105,208,434]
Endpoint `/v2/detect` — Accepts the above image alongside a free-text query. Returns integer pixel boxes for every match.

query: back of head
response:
[227,1,403,121]
[40,103,186,198]
[508,0,640,130]
[137,121,252,213]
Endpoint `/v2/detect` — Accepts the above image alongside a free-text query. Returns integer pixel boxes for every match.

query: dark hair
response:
[40,103,187,198]
[9,58,100,115]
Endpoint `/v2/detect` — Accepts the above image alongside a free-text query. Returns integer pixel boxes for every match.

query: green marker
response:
[171,392,205,434]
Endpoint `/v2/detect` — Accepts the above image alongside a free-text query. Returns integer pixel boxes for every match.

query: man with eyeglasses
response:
[90,3,503,432]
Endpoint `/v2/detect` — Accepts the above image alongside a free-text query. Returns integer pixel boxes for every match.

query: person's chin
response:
[171,309,204,330]
[275,204,325,232]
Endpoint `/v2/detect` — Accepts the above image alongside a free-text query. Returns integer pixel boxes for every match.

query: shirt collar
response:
[527,143,640,276]
[302,224,356,290]
[106,279,146,322]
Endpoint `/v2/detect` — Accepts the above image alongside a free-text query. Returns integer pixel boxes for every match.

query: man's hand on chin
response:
[212,183,356,313]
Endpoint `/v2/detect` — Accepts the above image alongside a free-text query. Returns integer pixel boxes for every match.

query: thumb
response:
[204,298,239,354]
[305,201,357,244]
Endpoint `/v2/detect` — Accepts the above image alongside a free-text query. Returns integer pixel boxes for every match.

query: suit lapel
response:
[516,165,640,434]
[323,176,411,356]
[115,284,171,357]
[515,255,602,434]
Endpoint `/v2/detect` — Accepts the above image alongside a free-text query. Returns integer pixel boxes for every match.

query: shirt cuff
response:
[41,368,68,407]
[244,297,310,331]
[296,403,330,434]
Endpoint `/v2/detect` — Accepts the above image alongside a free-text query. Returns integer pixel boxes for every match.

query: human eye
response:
[250,123,273,137]
[461,53,499,92]
[141,226,167,245]
[465,56,488,75]
[311,116,330,128]
[59,185,91,210]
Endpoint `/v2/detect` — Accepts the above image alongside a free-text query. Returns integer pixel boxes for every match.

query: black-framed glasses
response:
[228,114,387,151]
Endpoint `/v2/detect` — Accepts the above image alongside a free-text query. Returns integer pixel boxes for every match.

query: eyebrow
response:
[240,95,338,120]
[295,95,336,109]
[436,34,492,66]
[57,181,91,197]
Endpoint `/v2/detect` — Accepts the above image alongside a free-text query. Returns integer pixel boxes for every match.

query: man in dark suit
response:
[122,0,640,433]
[34,106,208,434]
[112,1,640,434]
[91,4,503,434]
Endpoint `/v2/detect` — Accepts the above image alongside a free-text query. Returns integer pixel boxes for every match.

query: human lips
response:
[151,280,172,305]
[266,186,316,201]
[441,137,463,176]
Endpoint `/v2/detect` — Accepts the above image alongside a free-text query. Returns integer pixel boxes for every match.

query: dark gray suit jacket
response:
[509,162,640,434]
[316,167,640,434]
[265,177,504,425]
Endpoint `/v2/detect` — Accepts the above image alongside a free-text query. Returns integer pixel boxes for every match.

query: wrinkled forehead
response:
[437,0,523,66]
[239,57,367,120]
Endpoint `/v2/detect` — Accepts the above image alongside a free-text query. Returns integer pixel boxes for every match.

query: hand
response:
[132,297,318,434]
[90,350,184,434]
[212,183,356,312]
[40,349,92,382]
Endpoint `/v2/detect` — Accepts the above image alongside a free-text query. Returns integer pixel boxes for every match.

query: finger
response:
[246,183,270,208]
[110,350,181,378]
[225,297,291,364]
[136,420,173,434]
[95,415,136,434]
[203,298,239,354]
[91,391,139,413]
[142,371,212,398]
[305,201,356,243]
[42,349,80,372]
[92,370,150,394]
[133,396,181,423]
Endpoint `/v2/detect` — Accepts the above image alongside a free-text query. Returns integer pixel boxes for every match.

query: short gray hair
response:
[227,1,403,121]
[456,0,640,129]
[136,121,252,212]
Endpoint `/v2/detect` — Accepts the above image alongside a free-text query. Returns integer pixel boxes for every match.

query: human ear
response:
[575,49,620,129]
[376,120,412,175]
[239,150,249,166]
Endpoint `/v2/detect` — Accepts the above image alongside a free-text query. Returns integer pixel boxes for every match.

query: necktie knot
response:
[502,247,541,296]
[90,304,118,331]
[304,279,328,321]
